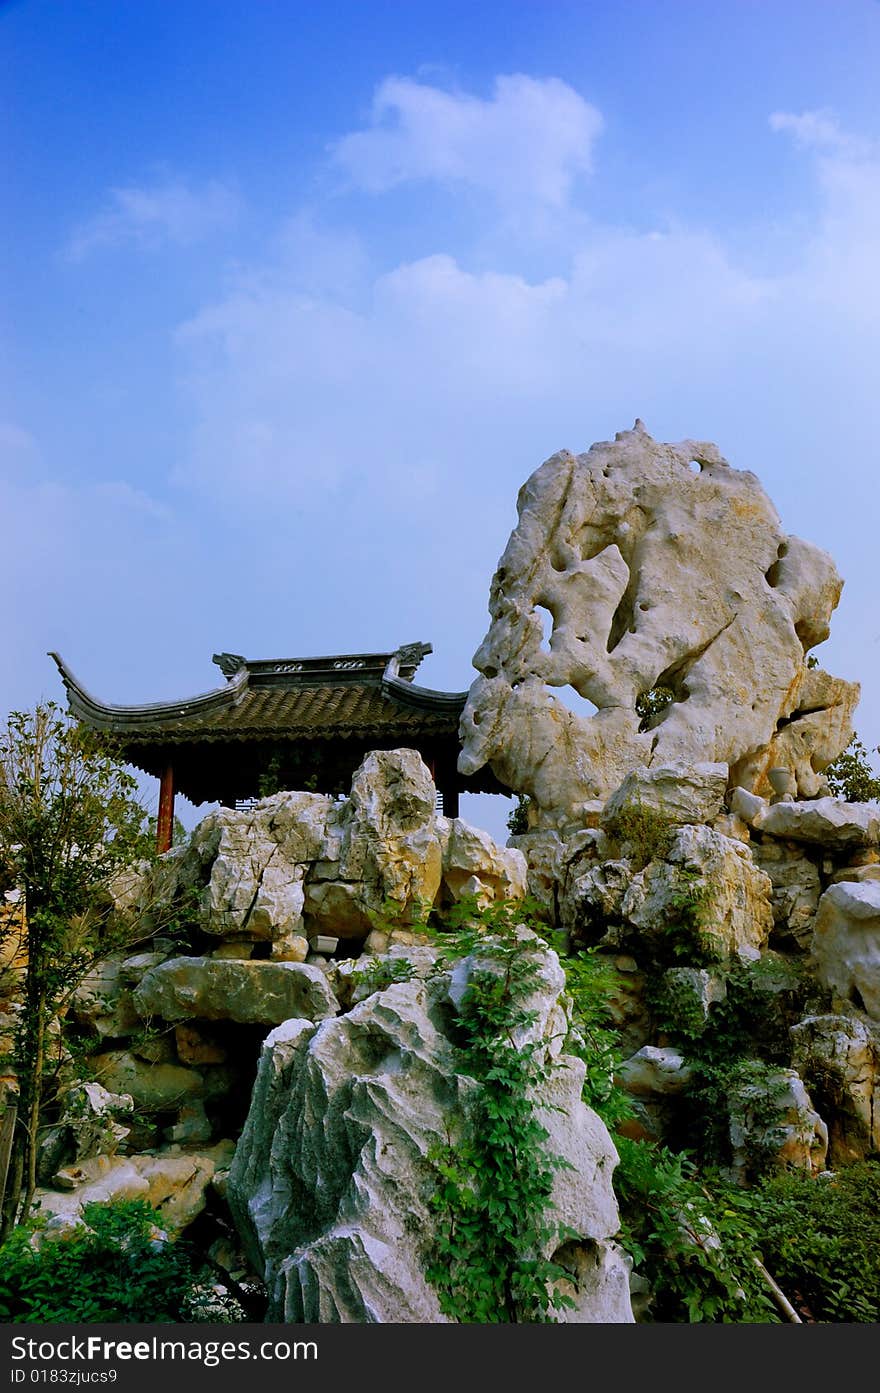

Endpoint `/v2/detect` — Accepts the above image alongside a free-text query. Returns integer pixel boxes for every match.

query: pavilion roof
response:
[48,642,468,744]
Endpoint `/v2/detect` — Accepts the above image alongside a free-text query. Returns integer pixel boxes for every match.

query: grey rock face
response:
[132,957,339,1026]
[228,943,633,1324]
[458,421,857,828]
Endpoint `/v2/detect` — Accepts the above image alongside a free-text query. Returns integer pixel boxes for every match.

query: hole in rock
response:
[534,605,554,655]
[482,665,498,679]
[553,687,599,719]
[688,460,702,473]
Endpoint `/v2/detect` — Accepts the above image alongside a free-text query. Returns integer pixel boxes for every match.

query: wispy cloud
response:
[67,175,240,260]
[332,74,603,206]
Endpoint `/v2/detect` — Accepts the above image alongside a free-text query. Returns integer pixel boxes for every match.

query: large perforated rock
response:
[458,421,858,828]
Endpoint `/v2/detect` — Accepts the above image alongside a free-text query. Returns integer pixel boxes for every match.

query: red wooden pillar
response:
[157,762,175,854]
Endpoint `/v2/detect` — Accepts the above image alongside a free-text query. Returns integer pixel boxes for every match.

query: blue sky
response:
[3,0,879,837]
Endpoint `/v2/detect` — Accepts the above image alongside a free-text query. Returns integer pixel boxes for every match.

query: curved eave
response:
[381,672,468,716]
[49,651,245,732]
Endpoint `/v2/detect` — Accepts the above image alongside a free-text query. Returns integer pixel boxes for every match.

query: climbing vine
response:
[425,899,574,1322]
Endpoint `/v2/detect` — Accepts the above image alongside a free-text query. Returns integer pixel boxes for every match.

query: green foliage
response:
[635,685,675,732]
[0,704,153,1231]
[614,1139,776,1322]
[506,795,533,836]
[823,735,880,803]
[658,868,717,965]
[353,955,415,994]
[425,899,574,1322]
[557,946,634,1127]
[603,801,674,870]
[0,1199,242,1324]
[751,1162,880,1322]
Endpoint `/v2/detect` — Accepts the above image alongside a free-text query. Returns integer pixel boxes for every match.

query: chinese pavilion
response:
[50,643,507,850]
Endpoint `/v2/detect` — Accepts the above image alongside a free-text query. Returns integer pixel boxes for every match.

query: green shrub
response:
[603,801,674,869]
[614,1139,775,1322]
[0,1199,240,1324]
[823,736,880,803]
[752,1162,880,1322]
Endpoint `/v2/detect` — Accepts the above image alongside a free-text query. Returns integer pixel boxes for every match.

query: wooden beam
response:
[157,763,175,853]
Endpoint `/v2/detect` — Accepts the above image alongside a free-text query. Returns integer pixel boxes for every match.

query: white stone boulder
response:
[727,1067,828,1181]
[228,942,633,1324]
[811,880,880,1019]
[132,956,339,1026]
[458,421,857,828]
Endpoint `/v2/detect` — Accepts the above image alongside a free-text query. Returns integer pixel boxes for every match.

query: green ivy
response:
[425,899,575,1322]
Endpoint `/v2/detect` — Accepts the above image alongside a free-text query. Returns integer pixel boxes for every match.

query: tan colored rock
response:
[727,1067,827,1181]
[89,1050,204,1109]
[811,880,880,1019]
[175,1023,227,1066]
[829,863,880,886]
[35,1143,234,1230]
[620,825,773,963]
[749,839,821,950]
[132,956,339,1026]
[70,956,140,1038]
[439,817,527,907]
[458,421,857,828]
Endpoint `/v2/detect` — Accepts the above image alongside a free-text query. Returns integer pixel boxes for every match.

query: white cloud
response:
[67,176,239,259]
[332,74,603,206]
[769,108,861,154]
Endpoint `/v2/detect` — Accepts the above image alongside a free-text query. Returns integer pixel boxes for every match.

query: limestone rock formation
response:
[458,421,858,828]
[811,880,880,1019]
[133,957,339,1027]
[125,749,526,955]
[228,941,633,1324]
[791,1013,880,1163]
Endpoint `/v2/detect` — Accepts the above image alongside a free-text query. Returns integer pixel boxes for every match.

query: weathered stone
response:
[562,859,632,943]
[166,1100,213,1145]
[506,830,564,918]
[790,1013,880,1162]
[133,956,339,1026]
[36,1082,133,1182]
[755,797,880,851]
[439,817,527,907]
[35,1142,234,1230]
[89,1051,204,1110]
[70,956,140,1038]
[729,786,768,825]
[811,880,880,1019]
[749,839,822,950]
[620,825,773,964]
[603,763,728,830]
[458,421,857,828]
[617,1046,694,1096]
[727,1067,827,1181]
[270,933,309,963]
[228,940,632,1323]
[829,863,880,886]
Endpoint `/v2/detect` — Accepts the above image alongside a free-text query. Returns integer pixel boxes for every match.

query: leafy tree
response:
[0,704,150,1234]
[823,735,880,803]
